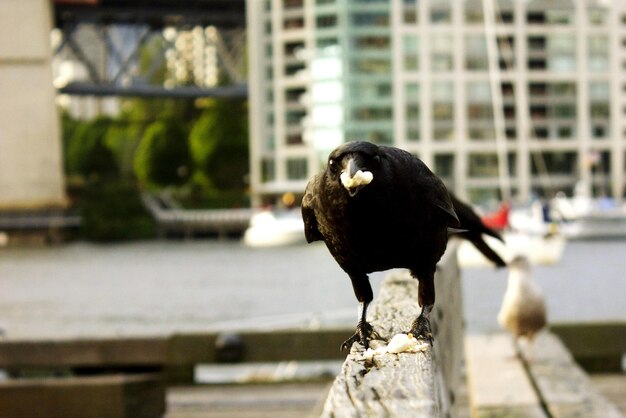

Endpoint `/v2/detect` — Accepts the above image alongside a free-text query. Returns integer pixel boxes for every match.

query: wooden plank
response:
[0,329,348,373]
[321,245,462,417]
[0,373,165,418]
[550,322,626,372]
[465,333,547,418]
[524,332,624,418]
[0,337,167,369]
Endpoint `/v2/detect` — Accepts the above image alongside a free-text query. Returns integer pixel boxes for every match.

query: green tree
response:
[189,99,249,191]
[133,120,190,187]
[66,117,118,179]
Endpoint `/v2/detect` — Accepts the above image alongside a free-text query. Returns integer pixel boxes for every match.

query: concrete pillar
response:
[0,0,65,209]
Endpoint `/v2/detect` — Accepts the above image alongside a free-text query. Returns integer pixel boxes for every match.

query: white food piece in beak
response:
[340,169,373,190]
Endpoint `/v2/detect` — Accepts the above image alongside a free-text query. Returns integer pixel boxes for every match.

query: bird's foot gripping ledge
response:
[321,245,464,417]
[340,320,379,351]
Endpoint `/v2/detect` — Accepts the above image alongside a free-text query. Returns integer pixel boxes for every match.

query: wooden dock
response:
[465,332,624,418]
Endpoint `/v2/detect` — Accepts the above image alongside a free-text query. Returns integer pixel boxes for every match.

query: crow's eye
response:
[372,155,381,165]
[328,159,338,173]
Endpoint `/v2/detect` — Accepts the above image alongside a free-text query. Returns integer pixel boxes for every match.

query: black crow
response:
[302,141,506,350]
[302,141,459,350]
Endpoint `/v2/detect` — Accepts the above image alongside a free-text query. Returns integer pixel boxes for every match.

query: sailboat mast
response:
[482,0,511,202]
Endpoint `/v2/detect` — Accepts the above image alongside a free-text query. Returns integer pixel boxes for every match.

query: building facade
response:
[247,0,626,206]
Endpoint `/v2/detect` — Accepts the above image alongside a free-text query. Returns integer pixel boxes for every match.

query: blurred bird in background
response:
[498,255,547,358]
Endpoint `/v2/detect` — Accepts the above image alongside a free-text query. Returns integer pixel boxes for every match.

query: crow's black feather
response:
[302,141,504,350]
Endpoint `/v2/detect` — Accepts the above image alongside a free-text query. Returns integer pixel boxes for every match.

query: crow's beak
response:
[340,157,373,197]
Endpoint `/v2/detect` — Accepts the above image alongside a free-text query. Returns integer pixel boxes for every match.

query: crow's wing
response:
[451,194,504,242]
[426,173,459,226]
[302,175,323,243]
[450,193,506,267]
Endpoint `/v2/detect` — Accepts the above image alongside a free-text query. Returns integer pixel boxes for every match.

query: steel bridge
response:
[52,0,247,98]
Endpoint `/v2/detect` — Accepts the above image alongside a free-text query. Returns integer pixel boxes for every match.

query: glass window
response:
[531,152,577,175]
[317,15,338,28]
[430,0,451,24]
[403,35,419,70]
[284,17,304,30]
[465,35,488,70]
[469,154,499,177]
[433,103,454,120]
[557,126,574,139]
[547,35,576,72]
[588,8,606,25]
[590,103,609,119]
[286,158,308,179]
[352,58,391,74]
[552,104,576,119]
[352,12,390,27]
[434,154,454,177]
[286,110,306,126]
[589,82,609,101]
[352,106,392,121]
[353,36,389,50]
[497,9,514,24]
[432,81,453,102]
[465,0,483,23]
[351,82,392,100]
[550,82,576,97]
[431,35,453,71]
[405,82,419,102]
[262,158,275,182]
[406,104,419,119]
[545,9,573,24]
[284,0,303,9]
[406,125,420,141]
[588,35,609,72]
[467,81,491,103]
[404,2,417,24]
[434,126,455,141]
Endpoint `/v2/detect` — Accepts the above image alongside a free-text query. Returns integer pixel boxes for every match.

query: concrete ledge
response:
[321,245,462,417]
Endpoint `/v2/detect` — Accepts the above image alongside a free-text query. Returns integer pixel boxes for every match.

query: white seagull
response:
[498,255,547,355]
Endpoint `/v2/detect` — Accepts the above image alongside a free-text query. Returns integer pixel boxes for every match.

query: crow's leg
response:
[408,270,435,344]
[341,273,377,351]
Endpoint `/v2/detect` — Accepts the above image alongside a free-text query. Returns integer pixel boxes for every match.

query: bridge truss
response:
[52,0,247,98]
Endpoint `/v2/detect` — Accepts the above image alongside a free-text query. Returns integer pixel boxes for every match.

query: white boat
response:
[456,232,566,268]
[243,209,306,247]
[509,182,626,241]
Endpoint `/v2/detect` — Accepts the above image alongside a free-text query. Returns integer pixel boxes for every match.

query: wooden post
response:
[321,244,463,417]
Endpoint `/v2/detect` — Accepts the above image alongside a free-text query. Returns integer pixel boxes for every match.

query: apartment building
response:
[247,0,626,206]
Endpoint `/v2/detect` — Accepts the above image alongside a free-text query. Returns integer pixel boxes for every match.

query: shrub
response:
[66,117,118,179]
[189,99,249,191]
[133,120,190,187]
[79,180,155,241]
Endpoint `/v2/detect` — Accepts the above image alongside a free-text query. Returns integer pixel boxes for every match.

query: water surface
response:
[0,239,624,339]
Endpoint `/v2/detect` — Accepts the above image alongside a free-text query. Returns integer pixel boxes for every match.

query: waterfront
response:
[0,239,624,340]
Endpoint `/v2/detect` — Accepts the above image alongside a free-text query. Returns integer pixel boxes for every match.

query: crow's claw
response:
[409,316,433,346]
[341,320,376,351]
